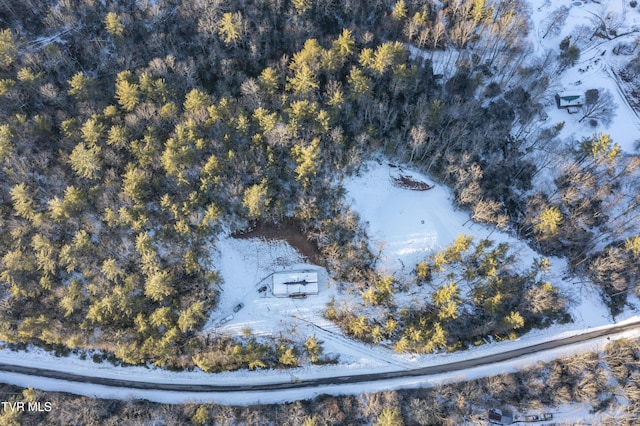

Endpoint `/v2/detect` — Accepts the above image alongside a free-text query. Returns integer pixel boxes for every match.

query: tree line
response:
[328,235,568,352]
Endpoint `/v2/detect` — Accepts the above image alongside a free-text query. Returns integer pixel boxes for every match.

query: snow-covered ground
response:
[203,236,417,368]
[344,160,630,327]
[1,322,639,416]
[205,237,314,335]
[344,162,447,275]
[1,160,638,412]
[1,2,639,423]
[344,161,529,275]
[530,0,640,153]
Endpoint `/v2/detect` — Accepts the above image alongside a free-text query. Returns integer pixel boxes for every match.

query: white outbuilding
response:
[272,270,319,297]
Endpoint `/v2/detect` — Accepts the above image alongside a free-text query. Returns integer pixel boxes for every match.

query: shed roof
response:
[272,271,318,286]
[272,270,319,296]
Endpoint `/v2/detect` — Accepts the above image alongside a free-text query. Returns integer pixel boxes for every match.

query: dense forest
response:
[3,337,640,425]
[0,0,639,370]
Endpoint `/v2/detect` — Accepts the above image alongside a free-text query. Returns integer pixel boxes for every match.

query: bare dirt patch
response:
[392,174,433,191]
[232,220,323,265]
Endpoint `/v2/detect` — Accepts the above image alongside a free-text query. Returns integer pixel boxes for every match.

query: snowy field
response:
[204,237,320,336]
[203,236,417,368]
[345,160,521,275]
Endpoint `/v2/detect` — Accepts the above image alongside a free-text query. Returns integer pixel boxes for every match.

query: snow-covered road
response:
[1,317,639,405]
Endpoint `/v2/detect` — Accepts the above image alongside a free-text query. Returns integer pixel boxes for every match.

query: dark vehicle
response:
[258,285,268,293]
[233,303,244,312]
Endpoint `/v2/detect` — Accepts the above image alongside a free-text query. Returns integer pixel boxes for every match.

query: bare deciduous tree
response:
[579,88,616,125]
[540,6,570,39]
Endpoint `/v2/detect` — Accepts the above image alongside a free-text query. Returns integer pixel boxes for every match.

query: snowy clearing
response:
[343,159,627,329]
[203,235,417,368]
[344,160,525,276]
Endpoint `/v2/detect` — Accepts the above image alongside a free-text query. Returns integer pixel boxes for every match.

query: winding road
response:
[1,320,638,394]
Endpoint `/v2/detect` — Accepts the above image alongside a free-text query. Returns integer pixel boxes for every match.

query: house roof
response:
[489,408,502,421]
[560,94,581,101]
[557,91,584,107]
[273,281,319,296]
